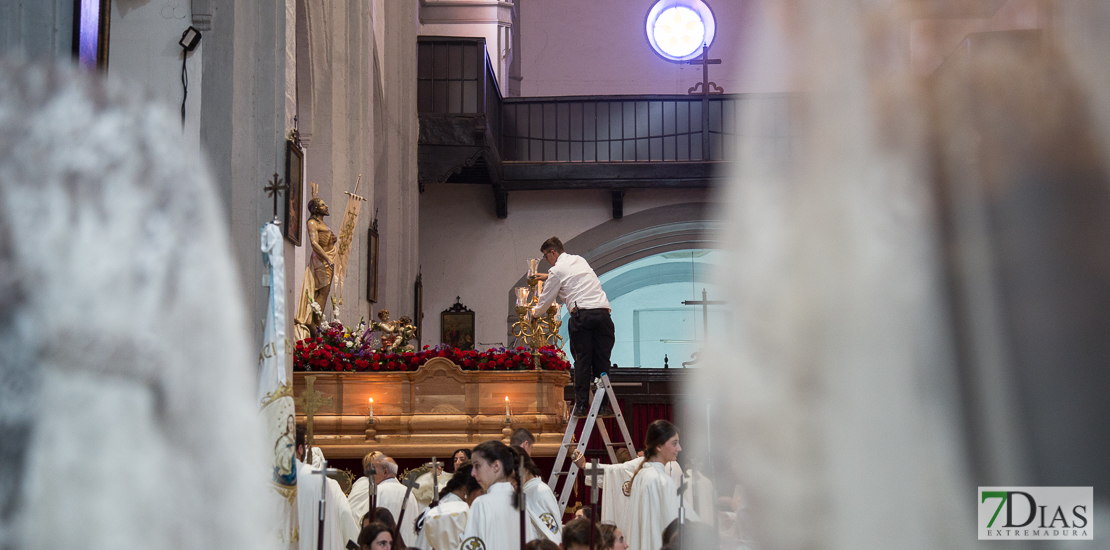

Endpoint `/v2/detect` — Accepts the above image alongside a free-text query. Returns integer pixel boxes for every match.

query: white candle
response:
[505,396,511,417]
[368,397,374,420]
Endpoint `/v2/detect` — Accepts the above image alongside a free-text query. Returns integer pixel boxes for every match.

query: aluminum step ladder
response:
[546,373,636,516]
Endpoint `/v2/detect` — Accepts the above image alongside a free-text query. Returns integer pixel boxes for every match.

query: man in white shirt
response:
[531,236,614,417]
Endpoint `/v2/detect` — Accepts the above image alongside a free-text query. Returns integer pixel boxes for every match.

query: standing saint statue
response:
[294,193,338,340]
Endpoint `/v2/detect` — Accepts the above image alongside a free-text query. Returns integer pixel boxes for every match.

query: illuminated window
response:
[645,0,716,62]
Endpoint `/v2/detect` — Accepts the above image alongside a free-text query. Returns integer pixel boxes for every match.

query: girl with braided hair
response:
[626,420,682,550]
[514,446,563,544]
[460,441,539,549]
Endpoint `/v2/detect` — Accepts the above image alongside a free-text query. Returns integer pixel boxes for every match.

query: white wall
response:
[518,0,791,96]
[419,184,708,349]
[109,2,201,143]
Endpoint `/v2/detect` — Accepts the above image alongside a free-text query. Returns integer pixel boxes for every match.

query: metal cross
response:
[687,43,723,157]
[587,459,603,505]
[294,375,333,446]
[682,288,727,367]
[265,172,288,224]
[687,43,724,96]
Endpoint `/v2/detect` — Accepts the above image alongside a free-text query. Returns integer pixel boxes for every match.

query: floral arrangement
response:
[294,320,571,372]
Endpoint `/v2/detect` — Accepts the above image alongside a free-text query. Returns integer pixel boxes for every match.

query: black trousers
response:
[568,308,615,406]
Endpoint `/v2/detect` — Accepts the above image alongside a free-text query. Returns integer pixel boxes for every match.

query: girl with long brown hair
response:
[626,420,682,550]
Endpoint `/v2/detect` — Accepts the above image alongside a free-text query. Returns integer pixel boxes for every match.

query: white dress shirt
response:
[532,253,609,316]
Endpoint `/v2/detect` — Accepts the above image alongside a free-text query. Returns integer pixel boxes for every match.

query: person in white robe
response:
[374,457,421,546]
[516,446,562,544]
[347,451,385,523]
[575,450,686,540]
[626,420,683,550]
[296,444,360,550]
[418,461,483,550]
[461,441,538,549]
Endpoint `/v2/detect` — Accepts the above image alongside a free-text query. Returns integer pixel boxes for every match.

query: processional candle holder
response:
[512,260,565,353]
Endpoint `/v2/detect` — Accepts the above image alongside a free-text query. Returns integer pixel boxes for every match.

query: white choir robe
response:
[420,493,469,550]
[347,477,371,524]
[523,477,562,543]
[596,458,685,539]
[627,462,680,550]
[460,482,537,550]
[376,477,421,546]
[296,460,361,550]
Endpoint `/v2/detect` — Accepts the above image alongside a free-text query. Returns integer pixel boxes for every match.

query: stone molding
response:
[419,0,514,26]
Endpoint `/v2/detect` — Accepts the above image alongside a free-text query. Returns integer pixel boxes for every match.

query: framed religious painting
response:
[441,297,474,350]
[366,219,379,303]
[283,137,304,245]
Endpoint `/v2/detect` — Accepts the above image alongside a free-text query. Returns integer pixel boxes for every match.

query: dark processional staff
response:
[518,458,527,550]
[393,470,423,548]
[309,455,357,550]
[589,459,601,550]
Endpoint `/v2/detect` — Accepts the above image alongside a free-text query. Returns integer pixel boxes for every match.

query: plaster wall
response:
[198,0,293,351]
[292,0,379,332]
[108,1,201,144]
[518,0,791,96]
[373,0,421,329]
[0,0,74,60]
[419,184,709,349]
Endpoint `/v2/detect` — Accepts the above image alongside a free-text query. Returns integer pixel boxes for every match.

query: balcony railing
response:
[417,38,793,169]
[417,36,502,150]
[501,94,793,164]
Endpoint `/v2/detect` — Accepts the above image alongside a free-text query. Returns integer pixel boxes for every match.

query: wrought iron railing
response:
[500,94,793,163]
[417,36,502,149]
[417,38,793,167]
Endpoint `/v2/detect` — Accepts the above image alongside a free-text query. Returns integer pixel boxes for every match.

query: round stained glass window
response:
[645,0,716,62]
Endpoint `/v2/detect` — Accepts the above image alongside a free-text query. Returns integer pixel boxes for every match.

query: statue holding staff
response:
[294,186,339,340]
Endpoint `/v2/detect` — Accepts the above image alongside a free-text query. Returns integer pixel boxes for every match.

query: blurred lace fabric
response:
[0,60,269,550]
[688,2,1110,549]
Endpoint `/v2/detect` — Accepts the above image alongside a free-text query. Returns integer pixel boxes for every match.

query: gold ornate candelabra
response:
[512,259,564,351]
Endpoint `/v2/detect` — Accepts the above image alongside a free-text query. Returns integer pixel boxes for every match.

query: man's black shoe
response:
[572,404,590,417]
[597,404,616,418]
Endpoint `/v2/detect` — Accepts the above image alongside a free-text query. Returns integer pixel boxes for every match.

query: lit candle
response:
[505,396,511,417]
[535,280,543,298]
[368,397,374,420]
[527,258,539,277]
